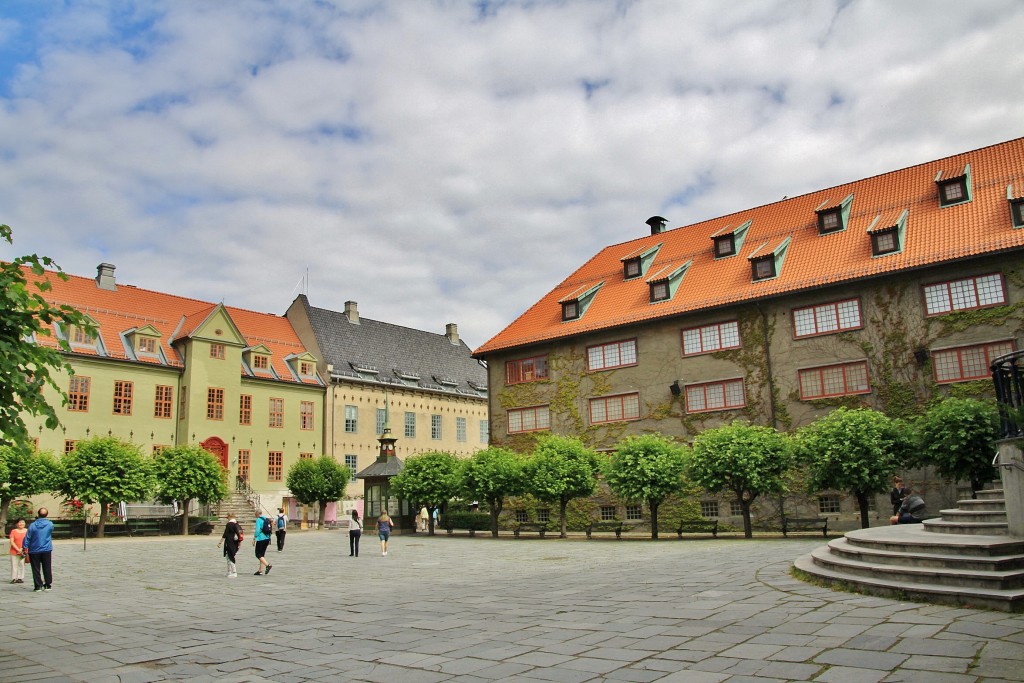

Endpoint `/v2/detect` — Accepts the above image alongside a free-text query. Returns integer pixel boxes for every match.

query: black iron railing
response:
[991,349,1024,438]
[235,476,263,514]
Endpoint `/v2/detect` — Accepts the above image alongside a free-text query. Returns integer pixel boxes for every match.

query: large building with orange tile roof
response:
[21,263,325,516]
[474,137,1024,527]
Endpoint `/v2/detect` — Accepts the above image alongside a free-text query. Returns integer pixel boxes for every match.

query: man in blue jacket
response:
[24,507,54,591]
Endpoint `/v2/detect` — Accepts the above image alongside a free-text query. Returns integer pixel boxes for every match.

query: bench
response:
[586,521,625,539]
[127,519,164,537]
[444,517,491,537]
[782,516,828,537]
[674,519,718,538]
[513,522,549,538]
[50,520,75,539]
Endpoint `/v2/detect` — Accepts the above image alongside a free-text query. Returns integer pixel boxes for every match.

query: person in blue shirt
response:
[252,513,273,575]
[24,508,54,591]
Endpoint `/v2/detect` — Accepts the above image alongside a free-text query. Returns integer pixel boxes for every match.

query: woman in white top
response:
[349,510,362,557]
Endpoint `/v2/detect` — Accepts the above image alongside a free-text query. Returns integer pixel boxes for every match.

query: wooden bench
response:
[444,519,491,537]
[513,522,549,538]
[127,519,164,537]
[50,520,75,539]
[586,521,625,539]
[674,519,718,538]
[782,516,828,537]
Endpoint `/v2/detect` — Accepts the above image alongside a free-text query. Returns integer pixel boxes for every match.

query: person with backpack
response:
[253,512,273,575]
[275,507,288,552]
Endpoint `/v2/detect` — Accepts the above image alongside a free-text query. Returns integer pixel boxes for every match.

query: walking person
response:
[217,515,242,578]
[419,505,429,532]
[349,510,362,557]
[275,508,288,552]
[24,508,54,592]
[253,512,273,575]
[377,511,393,556]
[9,518,27,584]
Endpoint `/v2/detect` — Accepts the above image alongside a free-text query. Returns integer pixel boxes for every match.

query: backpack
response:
[277,515,285,530]
[261,516,273,535]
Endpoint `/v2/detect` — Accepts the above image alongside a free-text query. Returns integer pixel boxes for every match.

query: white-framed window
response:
[799,361,870,400]
[625,505,643,521]
[589,393,641,424]
[404,411,416,438]
[376,408,387,436]
[933,341,1014,384]
[587,339,637,371]
[344,405,358,433]
[819,495,842,514]
[682,321,741,355]
[701,501,719,518]
[923,273,1005,316]
[456,417,467,442]
[344,454,358,479]
[431,414,442,440]
[685,379,745,413]
[507,405,550,434]
[479,419,488,444]
[792,299,862,338]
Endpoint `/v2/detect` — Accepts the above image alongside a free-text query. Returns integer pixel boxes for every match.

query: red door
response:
[201,436,229,470]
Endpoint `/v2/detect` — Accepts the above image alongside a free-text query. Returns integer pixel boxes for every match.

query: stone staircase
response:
[794,488,1024,612]
[213,491,262,530]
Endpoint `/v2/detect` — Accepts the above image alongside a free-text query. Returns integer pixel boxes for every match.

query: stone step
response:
[922,518,1009,535]
[827,537,1024,572]
[956,498,1007,511]
[843,526,1024,556]
[976,488,1005,500]
[938,508,1008,523]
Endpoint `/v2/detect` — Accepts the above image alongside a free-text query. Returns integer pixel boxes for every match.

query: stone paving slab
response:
[1,532,1023,681]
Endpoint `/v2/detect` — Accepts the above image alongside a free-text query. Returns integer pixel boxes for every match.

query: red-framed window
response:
[587,339,637,371]
[64,440,77,455]
[268,451,283,481]
[923,273,1005,316]
[507,405,550,434]
[589,393,641,424]
[300,401,314,431]
[505,355,548,384]
[269,398,283,428]
[68,376,90,412]
[252,355,269,369]
[798,361,870,400]
[210,343,225,359]
[684,379,745,414]
[154,385,173,418]
[238,449,250,482]
[152,445,169,455]
[207,388,224,420]
[299,452,314,461]
[933,341,1014,384]
[682,321,740,356]
[793,299,862,338]
[239,394,252,425]
[113,381,134,415]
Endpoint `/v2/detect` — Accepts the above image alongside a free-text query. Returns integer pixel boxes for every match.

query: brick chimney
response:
[445,323,459,345]
[96,263,117,291]
[344,301,359,324]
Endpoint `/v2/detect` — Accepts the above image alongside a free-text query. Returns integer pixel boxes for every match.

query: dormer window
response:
[871,229,899,255]
[253,355,269,370]
[623,258,641,279]
[867,209,907,257]
[819,209,841,233]
[300,361,314,376]
[71,325,96,345]
[751,256,775,281]
[620,244,660,280]
[936,164,972,207]
[1013,199,1024,228]
[562,300,580,321]
[559,282,603,322]
[714,236,735,257]
[645,261,691,304]
[748,237,790,282]
[710,220,750,259]
[649,280,669,302]
[138,337,156,353]
[815,194,853,235]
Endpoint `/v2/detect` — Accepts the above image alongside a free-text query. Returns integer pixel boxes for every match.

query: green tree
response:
[689,421,792,538]
[154,444,229,535]
[914,397,1000,497]
[526,434,602,538]
[0,445,63,528]
[461,447,528,537]
[390,450,462,534]
[0,225,93,450]
[61,436,156,537]
[796,407,912,528]
[285,456,350,528]
[604,433,688,539]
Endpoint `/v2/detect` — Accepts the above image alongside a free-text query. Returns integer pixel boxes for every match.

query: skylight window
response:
[936,164,972,207]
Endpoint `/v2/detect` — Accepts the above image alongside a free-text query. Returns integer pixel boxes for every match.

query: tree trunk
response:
[559,497,568,538]
[856,490,870,528]
[97,503,107,538]
[0,496,10,529]
[318,502,327,529]
[740,497,753,538]
[489,498,502,538]
[180,499,190,536]
[649,499,660,540]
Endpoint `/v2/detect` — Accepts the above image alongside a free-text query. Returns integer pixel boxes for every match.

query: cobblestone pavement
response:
[1,530,1022,682]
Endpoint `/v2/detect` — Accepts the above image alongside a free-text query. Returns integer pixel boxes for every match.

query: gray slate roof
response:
[297,295,487,397]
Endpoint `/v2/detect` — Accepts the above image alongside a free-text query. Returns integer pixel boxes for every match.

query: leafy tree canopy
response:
[61,436,157,536]
[285,456,350,529]
[604,433,688,539]
[461,447,528,537]
[526,434,602,537]
[0,225,93,450]
[914,397,1000,493]
[154,444,229,534]
[0,444,63,527]
[390,450,462,508]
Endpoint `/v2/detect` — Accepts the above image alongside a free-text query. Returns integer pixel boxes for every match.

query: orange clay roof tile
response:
[475,137,1024,356]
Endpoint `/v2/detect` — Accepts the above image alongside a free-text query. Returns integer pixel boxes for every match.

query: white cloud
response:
[2,0,1023,349]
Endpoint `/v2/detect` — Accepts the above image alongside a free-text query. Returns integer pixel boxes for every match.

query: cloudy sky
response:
[2,1,1023,351]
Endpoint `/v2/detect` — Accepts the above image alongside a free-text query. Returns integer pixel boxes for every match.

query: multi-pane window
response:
[505,355,548,384]
[600,506,616,521]
[152,445,168,455]
[1012,199,1024,228]
[252,355,269,369]
[69,376,90,412]
[71,326,94,344]
[239,394,252,425]
[649,280,670,302]
[589,393,641,424]
[685,379,745,413]
[269,398,283,428]
[923,274,1005,316]
[456,417,467,442]
[64,440,77,455]
[799,361,871,400]
[479,419,489,444]
[154,385,173,418]
[238,450,250,482]
[268,451,283,482]
[625,505,643,521]
[537,509,550,523]
[714,235,735,257]
[210,343,225,359]
[206,388,224,420]
[752,257,775,280]
[587,339,637,371]
[682,321,740,355]
[344,454,358,479]
[793,299,862,338]
[113,381,134,415]
[515,510,528,523]
[431,414,442,440]
[819,495,842,514]
[299,452,314,461]
[701,501,719,518]
[730,501,742,516]
[300,362,314,376]
[562,300,579,321]
[933,341,1014,384]
[872,229,899,255]
[818,208,842,233]
[376,408,387,436]
[404,411,416,438]
[300,401,314,431]
[138,337,156,353]
[344,405,358,433]
[507,405,550,434]
[939,178,968,206]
